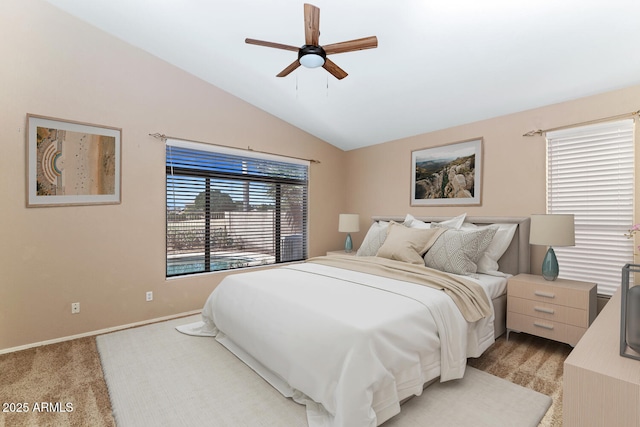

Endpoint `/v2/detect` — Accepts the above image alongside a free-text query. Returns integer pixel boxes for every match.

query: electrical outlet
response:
[71,302,80,314]
[146,291,153,302]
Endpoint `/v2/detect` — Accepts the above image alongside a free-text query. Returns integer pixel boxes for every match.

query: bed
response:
[179,215,530,427]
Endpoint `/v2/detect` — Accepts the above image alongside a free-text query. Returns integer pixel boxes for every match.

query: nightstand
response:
[326,250,356,256]
[506,273,597,347]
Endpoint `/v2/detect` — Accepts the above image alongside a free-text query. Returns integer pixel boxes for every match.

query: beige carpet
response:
[96,315,551,427]
[0,319,569,427]
[0,337,115,427]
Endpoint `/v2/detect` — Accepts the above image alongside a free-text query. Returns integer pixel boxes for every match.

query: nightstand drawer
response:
[508,296,589,328]
[508,277,590,310]
[507,312,587,346]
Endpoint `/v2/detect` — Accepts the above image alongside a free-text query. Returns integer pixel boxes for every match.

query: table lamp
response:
[529,214,575,281]
[338,214,359,253]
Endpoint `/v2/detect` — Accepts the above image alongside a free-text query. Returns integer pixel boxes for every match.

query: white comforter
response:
[191,262,495,427]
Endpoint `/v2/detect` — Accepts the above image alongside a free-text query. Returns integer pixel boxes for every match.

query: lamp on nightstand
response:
[338,214,359,253]
[529,214,575,281]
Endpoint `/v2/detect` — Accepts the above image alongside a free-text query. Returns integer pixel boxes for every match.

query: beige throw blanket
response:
[308,255,492,322]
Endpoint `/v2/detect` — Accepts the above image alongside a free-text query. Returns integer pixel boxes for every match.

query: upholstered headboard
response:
[370,216,531,276]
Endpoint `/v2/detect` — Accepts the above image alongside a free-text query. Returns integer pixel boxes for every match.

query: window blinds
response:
[546,119,635,295]
[166,139,309,277]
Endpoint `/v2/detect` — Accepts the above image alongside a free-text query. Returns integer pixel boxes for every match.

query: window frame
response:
[165,140,309,278]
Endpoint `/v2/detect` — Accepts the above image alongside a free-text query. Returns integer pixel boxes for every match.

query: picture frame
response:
[27,114,122,207]
[411,138,483,206]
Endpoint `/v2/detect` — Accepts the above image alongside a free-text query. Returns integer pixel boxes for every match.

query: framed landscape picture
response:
[411,138,483,206]
[27,114,121,207]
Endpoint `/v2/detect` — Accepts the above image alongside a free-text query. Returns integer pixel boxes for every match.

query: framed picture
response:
[411,138,483,206]
[27,114,121,207]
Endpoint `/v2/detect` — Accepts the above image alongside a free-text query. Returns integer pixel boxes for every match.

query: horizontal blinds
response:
[166,141,308,277]
[546,119,635,295]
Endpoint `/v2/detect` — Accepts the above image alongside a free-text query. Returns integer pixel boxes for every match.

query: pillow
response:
[436,213,467,229]
[403,213,467,230]
[356,221,389,256]
[376,222,445,264]
[461,222,517,276]
[424,227,497,275]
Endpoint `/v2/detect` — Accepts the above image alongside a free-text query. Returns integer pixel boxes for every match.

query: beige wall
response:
[2,0,638,352]
[345,85,640,275]
[0,0,347,351]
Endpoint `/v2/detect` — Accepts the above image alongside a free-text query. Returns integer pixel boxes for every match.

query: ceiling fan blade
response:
[245,38,299,52]
[304,3,320,46]
[323,36,378,55]
[322,58,348,80]
[276,60,301,77]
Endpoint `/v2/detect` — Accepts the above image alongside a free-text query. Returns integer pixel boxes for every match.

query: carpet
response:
[96,316,551,427]
[0,337,116,427]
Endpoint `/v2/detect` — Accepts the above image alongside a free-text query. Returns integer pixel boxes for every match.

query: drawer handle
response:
[533,321,554,330]
[534,306,555,314]
[534,291,555,299]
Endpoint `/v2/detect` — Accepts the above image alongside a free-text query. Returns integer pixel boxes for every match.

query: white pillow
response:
[356,221,389,256]
[404,213,467,230]
[424,227,497,275]
[461,222,517,276]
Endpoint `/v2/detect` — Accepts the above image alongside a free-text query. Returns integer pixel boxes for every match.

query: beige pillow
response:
[376,222,445,264]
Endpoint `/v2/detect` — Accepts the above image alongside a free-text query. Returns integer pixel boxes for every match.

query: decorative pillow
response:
[403,213,467,230]
[424,227,497,275]
[376,222,445,264]
[461,223,517,276]
[356,221,389,256]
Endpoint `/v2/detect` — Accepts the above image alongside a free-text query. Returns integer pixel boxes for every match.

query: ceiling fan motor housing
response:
[298,44,326,67]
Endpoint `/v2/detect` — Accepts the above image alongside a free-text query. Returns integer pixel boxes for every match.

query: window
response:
[166,140,308,277]
[546,119,635,295]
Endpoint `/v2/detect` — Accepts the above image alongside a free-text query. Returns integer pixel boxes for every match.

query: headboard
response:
[370,216,531,276]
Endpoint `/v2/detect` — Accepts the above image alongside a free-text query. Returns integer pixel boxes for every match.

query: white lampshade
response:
[338,214,360,233]
[299,54,325,68]
[529,214,575,247]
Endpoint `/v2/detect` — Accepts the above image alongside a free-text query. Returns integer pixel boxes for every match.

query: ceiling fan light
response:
[300,53,325,68]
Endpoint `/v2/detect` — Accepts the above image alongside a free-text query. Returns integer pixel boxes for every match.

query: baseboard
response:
[0,310,202,355]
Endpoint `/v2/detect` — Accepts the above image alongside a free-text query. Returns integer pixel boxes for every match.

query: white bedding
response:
[180,262,503,427]
[464,271,509,300]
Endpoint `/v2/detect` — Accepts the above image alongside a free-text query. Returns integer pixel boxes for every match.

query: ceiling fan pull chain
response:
[326,74,329,98]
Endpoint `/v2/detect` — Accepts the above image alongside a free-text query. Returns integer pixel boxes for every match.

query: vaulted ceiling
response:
[44,0,640,151]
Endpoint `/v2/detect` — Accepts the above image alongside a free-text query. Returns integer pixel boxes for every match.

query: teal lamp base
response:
[541,246,559,281]
[344,233,353,253]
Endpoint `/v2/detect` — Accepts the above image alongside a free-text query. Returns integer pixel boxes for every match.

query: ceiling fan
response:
[245,3,378,80]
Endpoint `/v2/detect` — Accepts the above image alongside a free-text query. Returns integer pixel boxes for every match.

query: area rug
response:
[96,316,551,427]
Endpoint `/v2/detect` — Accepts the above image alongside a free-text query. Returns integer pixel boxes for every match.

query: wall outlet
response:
[71,302,80,314]
[146,291,153,302]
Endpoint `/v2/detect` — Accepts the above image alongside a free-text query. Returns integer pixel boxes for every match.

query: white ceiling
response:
[44,0,640,151]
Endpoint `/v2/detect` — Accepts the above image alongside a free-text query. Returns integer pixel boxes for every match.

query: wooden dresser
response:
[563,288,640,426]
[506,274,597,346]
